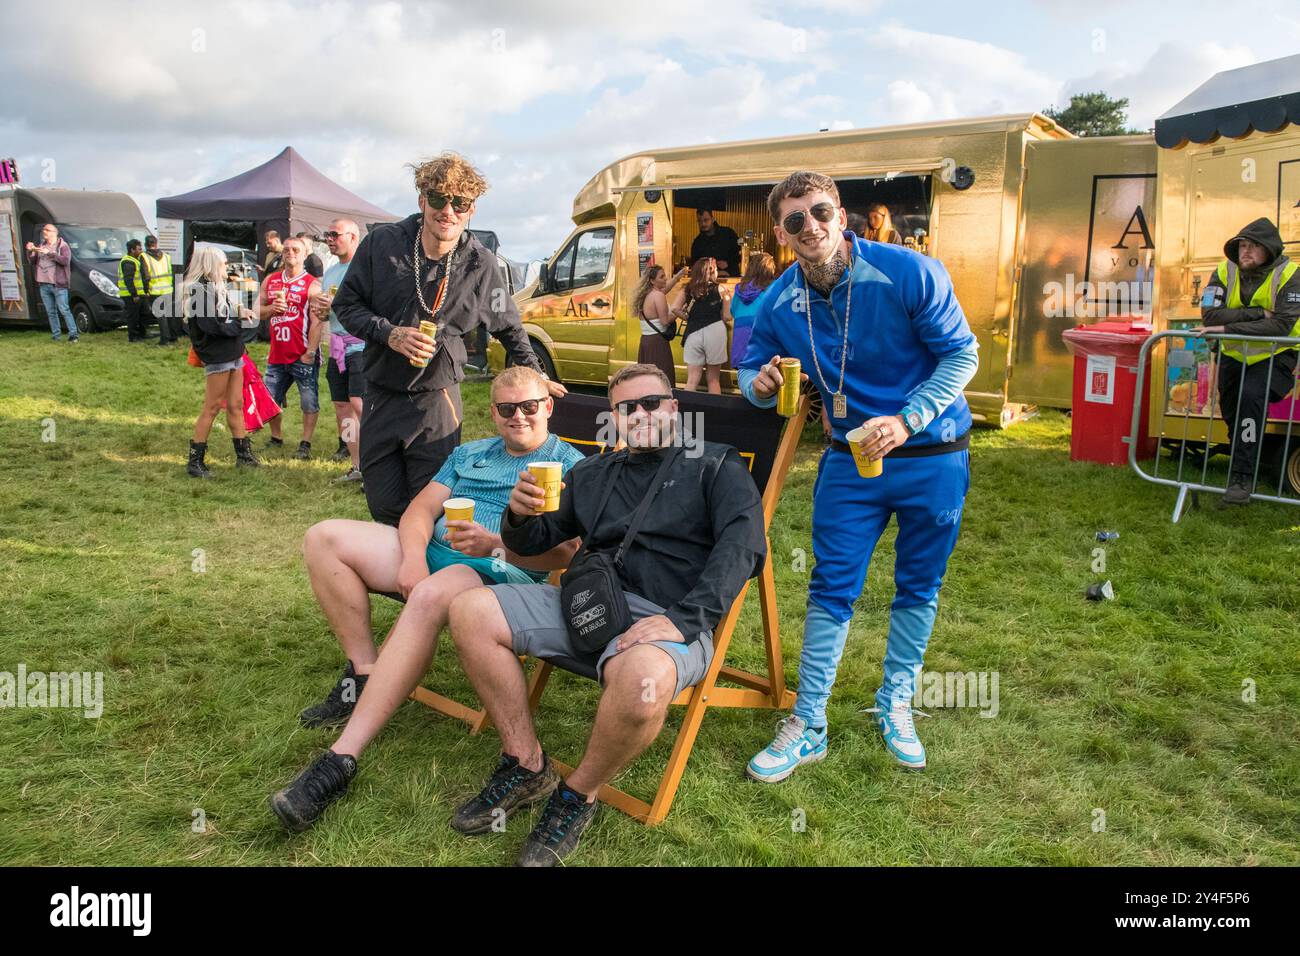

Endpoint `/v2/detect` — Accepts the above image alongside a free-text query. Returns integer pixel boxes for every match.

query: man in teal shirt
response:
[269,365,584,833]
[315,219,367,480]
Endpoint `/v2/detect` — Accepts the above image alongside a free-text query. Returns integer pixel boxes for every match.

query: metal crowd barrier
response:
[1128,329,1300,522]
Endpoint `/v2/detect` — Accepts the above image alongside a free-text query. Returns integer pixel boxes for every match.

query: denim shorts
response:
[204,358,243,376]
[264,359,320,413]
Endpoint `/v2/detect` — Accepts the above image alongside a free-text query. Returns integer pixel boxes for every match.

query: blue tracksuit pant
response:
[794,444,970,726]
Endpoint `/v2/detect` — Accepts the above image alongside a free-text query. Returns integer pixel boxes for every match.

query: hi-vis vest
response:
[117,255,144,297]
[142,251,174,295]
[1214,257,1300,364]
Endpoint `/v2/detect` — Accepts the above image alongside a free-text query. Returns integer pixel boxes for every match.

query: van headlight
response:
[89,270,119,296]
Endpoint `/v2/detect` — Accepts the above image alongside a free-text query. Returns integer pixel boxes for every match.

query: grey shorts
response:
[488,583,714,701]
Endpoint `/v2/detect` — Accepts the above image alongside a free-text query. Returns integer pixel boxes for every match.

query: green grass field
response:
[0,327,1296,866]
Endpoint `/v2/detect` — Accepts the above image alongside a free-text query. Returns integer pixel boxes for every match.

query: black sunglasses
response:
[426,190,473,213]
[781,202,838,236]
[322,230,351,240]
[613,394,672,416]
[493,397,547,417]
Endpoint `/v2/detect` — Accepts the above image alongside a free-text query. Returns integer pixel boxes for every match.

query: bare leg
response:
[302,409,319,443]
[449,587,542,771]
[269,412,283,441]
[348,396,364,469]
[684,363,703,392]
[192,371,229,443]
[302,519,404,672]
[333,564,483,758]
[224,367,247,439]
[564,644,676,799]
[705,364,722,395]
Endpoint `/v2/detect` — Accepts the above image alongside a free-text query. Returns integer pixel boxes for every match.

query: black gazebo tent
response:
[155,146,400,266]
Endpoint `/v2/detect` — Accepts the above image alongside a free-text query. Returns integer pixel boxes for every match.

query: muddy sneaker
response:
[330,439,350,463]
[332,467,363,484]
[264,436,285,451]
[293,440,312,460]
[516,784,598,867]
[298,661,369,729]
[451,753,560,835]
[269,749,357,832]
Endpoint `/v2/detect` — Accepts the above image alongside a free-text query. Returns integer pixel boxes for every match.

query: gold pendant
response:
[833,392,847,419]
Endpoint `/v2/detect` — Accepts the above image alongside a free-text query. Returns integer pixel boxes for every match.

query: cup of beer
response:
[777,358,802,417]
[409,320,438,368]
[443,497,475,549]
[845,426,884,479]
[529,462,563,513]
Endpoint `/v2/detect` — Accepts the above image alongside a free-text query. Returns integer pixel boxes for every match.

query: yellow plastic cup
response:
[443,497,474,548]
[530,462,563,513]
[845,427,884,479]
[410,320,438,368]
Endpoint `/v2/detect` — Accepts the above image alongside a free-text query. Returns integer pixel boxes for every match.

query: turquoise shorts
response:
[424,537,544,586]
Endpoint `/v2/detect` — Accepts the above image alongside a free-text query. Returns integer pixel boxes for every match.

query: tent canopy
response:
[155,147,400,250]
[1155,53,1300,149]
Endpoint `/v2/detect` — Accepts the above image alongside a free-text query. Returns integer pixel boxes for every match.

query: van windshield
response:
[59,226,140,261]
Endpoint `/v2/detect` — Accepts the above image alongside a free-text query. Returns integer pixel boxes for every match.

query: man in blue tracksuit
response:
[739,170,979,778]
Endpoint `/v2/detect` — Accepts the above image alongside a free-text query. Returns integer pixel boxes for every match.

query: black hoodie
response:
[1201,217,1300,338]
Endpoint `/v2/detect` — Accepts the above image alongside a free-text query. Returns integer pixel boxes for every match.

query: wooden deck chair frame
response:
[406,393,809,825]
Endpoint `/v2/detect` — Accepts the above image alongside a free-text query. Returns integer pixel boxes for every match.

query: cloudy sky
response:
[4,0,1298,261]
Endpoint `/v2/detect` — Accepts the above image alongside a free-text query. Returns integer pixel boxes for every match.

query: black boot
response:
[233,437,261,468]
[187,440,212,479]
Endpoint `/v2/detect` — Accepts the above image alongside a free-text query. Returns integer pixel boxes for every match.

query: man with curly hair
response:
[334,151,566,525]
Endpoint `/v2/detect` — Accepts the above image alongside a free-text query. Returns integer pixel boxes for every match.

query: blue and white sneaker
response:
[866,706,926,770]
[746,715,828,783]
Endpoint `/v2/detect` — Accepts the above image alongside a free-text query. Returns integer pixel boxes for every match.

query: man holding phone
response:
[334,151,566,526]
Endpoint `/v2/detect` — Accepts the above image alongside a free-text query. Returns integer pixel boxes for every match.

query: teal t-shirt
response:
[323,261,363,355]
[428,433,585,583]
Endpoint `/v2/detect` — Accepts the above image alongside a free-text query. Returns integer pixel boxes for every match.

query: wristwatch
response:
[902,410,923,436]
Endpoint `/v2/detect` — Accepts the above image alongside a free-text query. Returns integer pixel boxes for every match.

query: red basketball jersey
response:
[265,269,314,364]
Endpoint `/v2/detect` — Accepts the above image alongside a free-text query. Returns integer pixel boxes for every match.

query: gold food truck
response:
[1144,52,1300,492]
[491,113,1157,426]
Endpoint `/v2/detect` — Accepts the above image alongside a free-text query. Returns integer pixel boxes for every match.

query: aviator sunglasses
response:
[781,201,838,235]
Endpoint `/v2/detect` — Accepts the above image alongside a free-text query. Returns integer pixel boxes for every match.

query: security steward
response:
[118,239,148,342]
[142,234,177,345]
[1190,217,1300,507]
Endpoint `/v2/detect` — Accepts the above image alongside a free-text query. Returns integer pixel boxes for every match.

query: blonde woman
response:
[632,263,687,384]
[865,203,903,245]
[680,257,731,393]
[184,247,261,477]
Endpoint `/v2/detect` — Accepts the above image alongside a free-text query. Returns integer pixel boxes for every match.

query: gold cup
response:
[409,320,438,368]
[777,358,801,417]
[443,497,474,549]
[845,426,884,479]
[530,462,563,513]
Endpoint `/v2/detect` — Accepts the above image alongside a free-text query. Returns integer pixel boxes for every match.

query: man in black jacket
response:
[1190,217,1300,507]
[333,152,566,525]
[445,363,766,866]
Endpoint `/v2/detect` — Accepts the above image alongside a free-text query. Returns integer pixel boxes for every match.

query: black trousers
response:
[150,295,181,342]
[124,296,149,341]
[1217,353,1297,483]
[359,385,463,526]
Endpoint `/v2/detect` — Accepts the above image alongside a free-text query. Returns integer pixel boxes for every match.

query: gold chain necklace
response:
[799,251,852,419]
[413,230,457,323]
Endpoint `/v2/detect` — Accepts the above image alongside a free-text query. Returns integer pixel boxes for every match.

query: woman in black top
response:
[681,257,732,394]
[184,247,261,477]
